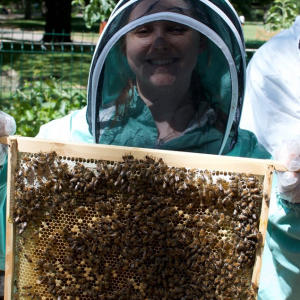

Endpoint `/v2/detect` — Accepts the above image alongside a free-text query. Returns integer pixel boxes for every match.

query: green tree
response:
[72,0,117,28]
[230,0,273,21]
[265,0,299,30]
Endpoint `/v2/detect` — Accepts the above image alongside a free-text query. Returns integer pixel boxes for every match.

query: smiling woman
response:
[87,0,247,155]
[125,18,203,141]
[120,1,210,143]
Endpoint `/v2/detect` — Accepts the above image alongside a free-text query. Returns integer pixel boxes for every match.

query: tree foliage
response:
[230,0,274,20]
[5,78,86,137]
[72,0,277,28]
[72,0,299,30]
[72,0,117,28]
[265,0,299,30]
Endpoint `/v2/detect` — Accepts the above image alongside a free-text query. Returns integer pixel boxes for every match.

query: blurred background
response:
[0,0,299,138]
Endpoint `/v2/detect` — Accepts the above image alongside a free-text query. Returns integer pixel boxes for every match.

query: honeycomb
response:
[12,151,264,300]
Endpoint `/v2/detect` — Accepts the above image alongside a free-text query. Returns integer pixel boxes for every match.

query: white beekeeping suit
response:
[240,16,300,155]
[240,16,300,300]
[0,112,16,165]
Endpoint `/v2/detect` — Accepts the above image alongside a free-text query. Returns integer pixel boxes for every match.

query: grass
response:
[0,35,93,102]
[0,18,45,29]
[0,51,91,101]
[243,22,279,43]
[0,15,100,32]
[3,52,91,83]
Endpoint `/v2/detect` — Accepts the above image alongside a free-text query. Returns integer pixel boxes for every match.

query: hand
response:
[275,139,300,203]
[0,111,16,165]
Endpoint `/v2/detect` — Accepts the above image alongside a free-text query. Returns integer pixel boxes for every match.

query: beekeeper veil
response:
[87,0,246,154]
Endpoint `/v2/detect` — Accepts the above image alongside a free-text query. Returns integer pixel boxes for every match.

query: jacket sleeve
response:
[37,107,93,144]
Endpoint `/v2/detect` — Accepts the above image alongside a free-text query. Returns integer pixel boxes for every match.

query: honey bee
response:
[11,153,264,299]
[24,253,33,263]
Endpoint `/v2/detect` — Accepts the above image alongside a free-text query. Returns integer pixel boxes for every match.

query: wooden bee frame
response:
[0,136,281,300]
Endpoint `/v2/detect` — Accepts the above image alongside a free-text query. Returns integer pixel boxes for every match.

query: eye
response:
[134,25,152,36]
[167,25,188,34]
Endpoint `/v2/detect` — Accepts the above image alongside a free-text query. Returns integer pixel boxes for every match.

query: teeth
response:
[149,59,174,65]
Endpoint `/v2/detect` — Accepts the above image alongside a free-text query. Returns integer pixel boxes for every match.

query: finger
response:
[0,144,8,165]
[277,171,300,193]
[288,155,300,172]
[0,111,16,136]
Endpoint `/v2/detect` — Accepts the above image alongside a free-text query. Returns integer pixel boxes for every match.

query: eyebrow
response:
[143,1,190,16]
[144,0,161,15]
[168,6,188,14]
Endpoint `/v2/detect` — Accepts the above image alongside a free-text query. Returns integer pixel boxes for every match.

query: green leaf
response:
[266,0,299,31]
[72,0,117,28]
[7,78,87,137]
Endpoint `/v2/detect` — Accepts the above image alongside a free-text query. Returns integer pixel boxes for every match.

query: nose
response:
[151,29,169,51]
[152,36,169,50]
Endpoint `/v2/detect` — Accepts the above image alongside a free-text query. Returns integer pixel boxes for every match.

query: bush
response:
[6,78,87,137]
[266,0,299,31]
[72,0,117,28]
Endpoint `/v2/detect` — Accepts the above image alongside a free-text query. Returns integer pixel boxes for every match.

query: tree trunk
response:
[24,0,32,20]
[43,0,72,43]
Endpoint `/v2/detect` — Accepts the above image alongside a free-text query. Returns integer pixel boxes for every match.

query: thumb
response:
[274,139,300,171]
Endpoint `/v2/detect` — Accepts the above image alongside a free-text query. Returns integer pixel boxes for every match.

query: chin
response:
[150,74,176,87]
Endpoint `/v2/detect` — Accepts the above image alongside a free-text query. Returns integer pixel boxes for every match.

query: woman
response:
[0,0,271,289]
[33,0,265,157]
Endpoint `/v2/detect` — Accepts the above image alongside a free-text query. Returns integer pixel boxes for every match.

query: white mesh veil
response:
[87,0,246,154]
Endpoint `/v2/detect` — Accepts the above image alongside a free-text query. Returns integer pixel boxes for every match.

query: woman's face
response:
[125,0,202,92]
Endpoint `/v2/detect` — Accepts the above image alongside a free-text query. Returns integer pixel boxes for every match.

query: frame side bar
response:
[4,137,18,300]
[251,164,274,295]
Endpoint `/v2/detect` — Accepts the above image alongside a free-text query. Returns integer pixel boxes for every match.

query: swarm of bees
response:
[12,151,263,300]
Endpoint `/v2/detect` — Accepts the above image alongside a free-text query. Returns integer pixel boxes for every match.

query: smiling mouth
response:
[147,58,179,66]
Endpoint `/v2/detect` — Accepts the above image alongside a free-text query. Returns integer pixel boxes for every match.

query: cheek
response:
[126,37,148,67]
[181,35,201,68]
[125,42,139,72]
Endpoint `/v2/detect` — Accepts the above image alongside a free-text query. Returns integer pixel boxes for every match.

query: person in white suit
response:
[240,16,300,300]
